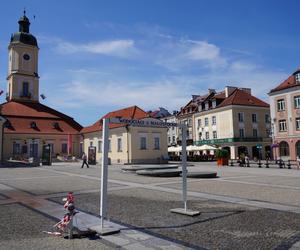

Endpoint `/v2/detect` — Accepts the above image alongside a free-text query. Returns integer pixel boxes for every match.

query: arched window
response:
[279,141,289,156]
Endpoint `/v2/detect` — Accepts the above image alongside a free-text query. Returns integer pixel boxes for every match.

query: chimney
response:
[225,86,237,97]
[208,89,216,94]
[240,88,251,95]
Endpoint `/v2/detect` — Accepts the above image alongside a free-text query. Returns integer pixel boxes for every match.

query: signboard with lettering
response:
[109,117,178,128]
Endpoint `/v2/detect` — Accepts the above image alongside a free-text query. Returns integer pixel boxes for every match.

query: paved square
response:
[1,162,300,249]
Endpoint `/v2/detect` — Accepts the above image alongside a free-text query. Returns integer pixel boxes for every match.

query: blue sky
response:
[0,0,299,126]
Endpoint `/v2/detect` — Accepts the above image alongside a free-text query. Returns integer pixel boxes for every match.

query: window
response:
[172,136,175,142]
[294,96,300,109]
[205,117,209,126]
[198,132,202,140]
[154,137,160,150]
[238,113,244,122]
[117,138,122,152]
[205,102,209,110]
[279,120,287,132]
[168,137,171,143]
[13,142,21,155]
[108,139,111,152]
[212,116,216,125]
[205,132,209,140]
[212,100,216,108]
[279,141,289,156]
[89,141,93,146]
[296,118,300,130]
[62,143,68,154]
[265,114,270,123]
[253,128,258,137]
[296,73,300,82]
[277,99,285,111]
[22,82,29,97]
[197,119,201,128]
[266,129,271,137]
[98,141,102,153]
[252,114,257,123]
[213,131,217,139]
[140,137,146,150]
[239,128,245,138]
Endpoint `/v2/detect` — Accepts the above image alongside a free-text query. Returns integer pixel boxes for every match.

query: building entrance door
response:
[29,140,39,158]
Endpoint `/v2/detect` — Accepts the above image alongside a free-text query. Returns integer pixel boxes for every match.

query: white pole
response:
[181,125,187,211]
[100,118,109,229]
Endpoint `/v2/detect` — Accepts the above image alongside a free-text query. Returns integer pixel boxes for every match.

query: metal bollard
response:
[287,160,291,169]
[258,159,262,168]
[265,159,269,168]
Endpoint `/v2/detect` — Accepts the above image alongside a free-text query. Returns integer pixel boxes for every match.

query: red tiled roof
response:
[4,117,80,134]
[218,89,269,108]
[213,91,226,99]
[81,105,149,134]
[270,71,300,93]
[1,101,82,134]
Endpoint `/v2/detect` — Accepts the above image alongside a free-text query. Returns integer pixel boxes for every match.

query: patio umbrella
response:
[168,146,182,152]
[198,144,217,151]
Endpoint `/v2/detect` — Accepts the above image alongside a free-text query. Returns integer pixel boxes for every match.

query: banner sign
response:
[109,117,178,128]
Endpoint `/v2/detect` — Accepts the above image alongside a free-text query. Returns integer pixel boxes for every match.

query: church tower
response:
[7,11,39,102]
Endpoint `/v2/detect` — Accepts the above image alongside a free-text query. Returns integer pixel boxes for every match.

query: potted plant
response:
[215,149,229,166]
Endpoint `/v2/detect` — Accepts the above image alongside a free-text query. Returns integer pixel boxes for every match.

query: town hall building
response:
[1,12,83,160]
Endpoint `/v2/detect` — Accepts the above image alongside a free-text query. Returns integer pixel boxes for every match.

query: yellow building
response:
[81,106,168,164]
[193,87,271,159]
[1,13,82,161]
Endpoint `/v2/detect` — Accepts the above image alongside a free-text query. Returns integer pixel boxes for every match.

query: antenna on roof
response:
[40,94,46,100]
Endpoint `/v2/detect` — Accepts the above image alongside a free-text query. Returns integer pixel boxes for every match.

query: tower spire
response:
[18,9,30,33]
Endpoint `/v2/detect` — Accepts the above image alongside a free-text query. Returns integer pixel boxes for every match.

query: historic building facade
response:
[269,69,300,160]
[192,87,271,159]
[81,106,168,164]
[1,13,82,160]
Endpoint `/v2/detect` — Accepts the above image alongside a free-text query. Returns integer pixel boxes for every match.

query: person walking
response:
[81,152,89,168]
[297,156,300,170]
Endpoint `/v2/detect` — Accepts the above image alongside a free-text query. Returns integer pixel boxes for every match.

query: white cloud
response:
[186,41,220,61]
[55,39,136,58]
[47,79,191,112]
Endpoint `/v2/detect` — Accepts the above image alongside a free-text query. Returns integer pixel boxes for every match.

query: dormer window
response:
[296,73,300,83]
[52,122,60,129]
[30,121,37,129]
[4,120,12,128]
[212,100,216,108]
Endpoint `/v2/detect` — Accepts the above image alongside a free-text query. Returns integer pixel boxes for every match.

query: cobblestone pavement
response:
[0,203,112,250]
[1,162,300,249]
